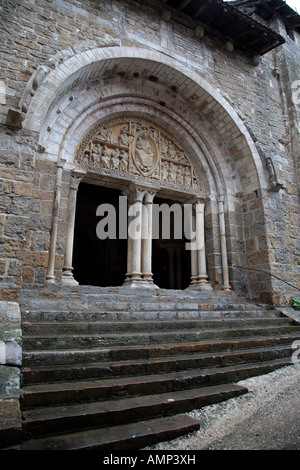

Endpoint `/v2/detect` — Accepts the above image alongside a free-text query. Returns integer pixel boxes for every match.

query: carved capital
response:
[70,170,85,191]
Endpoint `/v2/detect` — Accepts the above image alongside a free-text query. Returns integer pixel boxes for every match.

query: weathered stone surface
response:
[18,287,300,449]
[0,0,299,302]
[0,398,22,449]
[0,301,22,447]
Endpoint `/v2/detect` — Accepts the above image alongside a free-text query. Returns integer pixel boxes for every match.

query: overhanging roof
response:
[138,0,285,57]
[230,0,300,34]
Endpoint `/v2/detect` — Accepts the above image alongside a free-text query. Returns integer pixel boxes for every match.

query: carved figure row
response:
[77,142,194,188]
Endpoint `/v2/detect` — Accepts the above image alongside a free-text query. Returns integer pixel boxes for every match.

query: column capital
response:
[57,157,66,169]
[123,184,146,204]
[70,169,85,190]
[144,190,156,204]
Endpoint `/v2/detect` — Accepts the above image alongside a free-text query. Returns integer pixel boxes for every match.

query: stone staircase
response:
[19,286,300,450]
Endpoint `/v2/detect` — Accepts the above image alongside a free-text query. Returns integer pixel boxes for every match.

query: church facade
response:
[0,0,300,446]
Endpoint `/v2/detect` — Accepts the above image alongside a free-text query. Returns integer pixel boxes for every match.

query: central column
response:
[141,190,156,285]
[124,185,157,288]
[61,169,85,285]
[188,199,212,290]
[125,186,145,284]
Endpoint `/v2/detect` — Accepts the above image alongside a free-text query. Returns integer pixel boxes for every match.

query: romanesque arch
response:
[19,45,274,296]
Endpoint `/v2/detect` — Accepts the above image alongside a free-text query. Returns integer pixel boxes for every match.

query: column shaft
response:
[189,200,212,290]
[125,187,144,283]
[141,191,155,282]
[46,158,65,284]
[61,171,85,285]
[218,196,231,291]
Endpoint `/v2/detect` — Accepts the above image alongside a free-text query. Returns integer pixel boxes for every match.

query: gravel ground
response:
[145,363,300,450]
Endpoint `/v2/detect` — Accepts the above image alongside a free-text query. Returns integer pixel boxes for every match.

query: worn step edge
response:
[22,326,300,350]
[21,309,277,322]
[21,414,200,450]
[22,334,300,366]
[22,383,247,438]
[22,358,291,409]
[21,317,294,334]
[22,344,294,385]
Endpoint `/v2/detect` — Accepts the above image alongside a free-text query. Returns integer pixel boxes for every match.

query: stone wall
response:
[0,0,299,304]
[0,301,22,448]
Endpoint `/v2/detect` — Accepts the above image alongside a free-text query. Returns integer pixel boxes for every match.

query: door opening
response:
[152,197,190,290]
[73,182,127,287]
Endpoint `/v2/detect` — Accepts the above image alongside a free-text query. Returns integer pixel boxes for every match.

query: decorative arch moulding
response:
[19,45,268,194]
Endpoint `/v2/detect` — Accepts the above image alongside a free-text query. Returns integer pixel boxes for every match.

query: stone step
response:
[20,285,274,319]
[21,308,276,321]
[21,358,291,409]
[20,285,255,303]
[21,317,293,335]
[22,383,247,439]
[23,333,300,366]
[21,414,200,451]
[22,343,293,385]
[22,324,300,350]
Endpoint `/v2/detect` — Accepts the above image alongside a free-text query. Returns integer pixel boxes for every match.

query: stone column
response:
[187,206,198,285]
[141,191,156,285]
[61,170,85,286]
[218,196,231,291]
[46,158,66,284]
[189,200,212,290]
[124,186,145,285]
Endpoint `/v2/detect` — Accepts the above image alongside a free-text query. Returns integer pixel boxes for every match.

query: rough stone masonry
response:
[0,0,299,448]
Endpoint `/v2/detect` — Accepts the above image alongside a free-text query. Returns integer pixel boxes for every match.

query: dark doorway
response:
[152,197,191,289]
[73,183,127,287]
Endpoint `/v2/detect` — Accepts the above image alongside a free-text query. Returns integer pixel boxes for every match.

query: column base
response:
[188,282,213,291]
[46,275,56,285]
[141,279,159,289]
[124,274,158,289]
[124,272,142,282]
[223,286,232,292]
[61,268,78,286]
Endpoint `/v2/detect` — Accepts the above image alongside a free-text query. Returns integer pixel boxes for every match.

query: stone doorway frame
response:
[57,171,219,292]
[55,116,222,291]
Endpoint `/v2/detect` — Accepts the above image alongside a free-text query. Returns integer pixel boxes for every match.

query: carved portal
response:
[75,118,204,196]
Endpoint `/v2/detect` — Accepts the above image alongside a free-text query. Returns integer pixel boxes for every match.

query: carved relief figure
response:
[111,148,120,170]
[91,143,101,166]
[161,161,169,181]
[184,167,192,187]
[133,131,158,176]
[119,125,129,147]
[177,165,184,185]
[168,162,177,184]
[101,146,110,168]
[119,150,129,172]
[96,127,110,142]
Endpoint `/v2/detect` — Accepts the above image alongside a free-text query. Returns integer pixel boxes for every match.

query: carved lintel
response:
[74,118,205,197]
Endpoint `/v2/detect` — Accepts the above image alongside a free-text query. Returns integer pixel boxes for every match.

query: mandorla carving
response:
[75,118,204,193]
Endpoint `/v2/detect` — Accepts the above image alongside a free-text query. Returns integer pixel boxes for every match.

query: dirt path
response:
[146,364,300,450]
